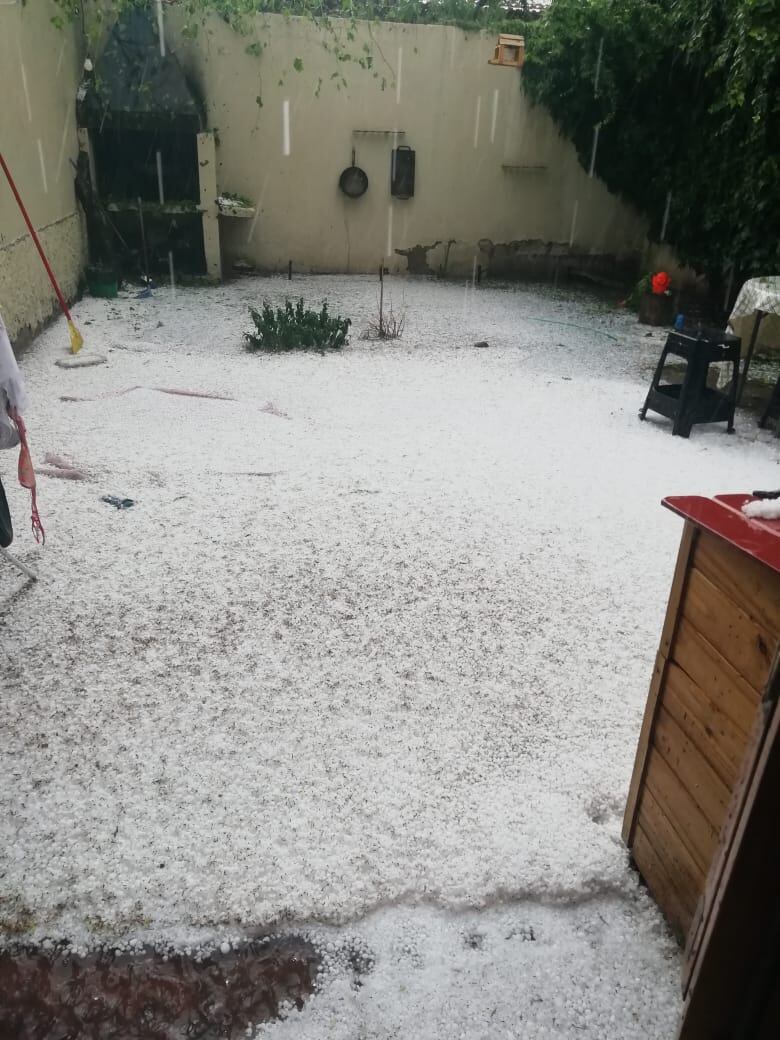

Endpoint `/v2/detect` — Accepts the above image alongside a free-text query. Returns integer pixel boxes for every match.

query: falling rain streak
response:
[660,191,672,241]
[36,139,48,194]
[282,100,291,156]
[588,124,601,177]
[461,280,471,318]
[56,38,67,78]
[723,264,735,310]
[156,150,165,204]
[473,97,481,149]
[569,200,579,246]
[168,251,176,295]
[490,90,499,144]
[593,38,604,92]
[156,0,166,58]
[396,48,403,104]
[19,53,32,123]
[56,109,73,181]
[723,264,736,307]
[386,205,393,259]
[246,207,261,244]
[246,173,269,243]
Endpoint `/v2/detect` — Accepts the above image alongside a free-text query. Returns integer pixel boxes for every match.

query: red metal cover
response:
[663,494,780,575]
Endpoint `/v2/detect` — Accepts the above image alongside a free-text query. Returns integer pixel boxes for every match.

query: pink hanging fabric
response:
[8,409,44,545]
[1,312,43,543]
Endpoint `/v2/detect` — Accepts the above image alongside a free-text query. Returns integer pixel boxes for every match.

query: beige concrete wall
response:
[0,1,85,343]
[169,13,648,277]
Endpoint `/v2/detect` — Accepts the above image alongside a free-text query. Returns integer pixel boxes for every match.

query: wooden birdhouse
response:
[488,34,525,69]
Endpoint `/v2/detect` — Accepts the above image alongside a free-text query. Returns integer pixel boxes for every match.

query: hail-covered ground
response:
[2,275,778,1037]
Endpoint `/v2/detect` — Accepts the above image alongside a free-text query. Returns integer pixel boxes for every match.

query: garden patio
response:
[2,275,779,1037]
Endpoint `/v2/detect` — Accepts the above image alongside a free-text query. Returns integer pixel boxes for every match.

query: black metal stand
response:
[736,310,767,405]
[640,327,741,438]
[759,376,780,438]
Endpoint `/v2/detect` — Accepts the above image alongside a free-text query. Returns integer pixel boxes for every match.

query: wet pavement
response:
[0,936,319,1039]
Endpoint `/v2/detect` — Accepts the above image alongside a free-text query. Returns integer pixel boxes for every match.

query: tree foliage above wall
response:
[522,0,780,284]
[54,0,539,35]
[54,1,537,98]
[54,0,778,285]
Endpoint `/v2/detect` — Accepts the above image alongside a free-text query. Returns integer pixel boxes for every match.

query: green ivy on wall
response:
[53,0,537,39]
[54,0,778,287]
[522,0,779,285]
[52,0,537,101]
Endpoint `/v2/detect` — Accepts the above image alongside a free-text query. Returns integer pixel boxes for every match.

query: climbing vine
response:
[55,0,778,287]
[53,0,538,41]
[53,0,538,102]
[53,0,540,31]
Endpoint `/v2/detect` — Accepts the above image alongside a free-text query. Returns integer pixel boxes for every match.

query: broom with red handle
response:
[0,151,83,353]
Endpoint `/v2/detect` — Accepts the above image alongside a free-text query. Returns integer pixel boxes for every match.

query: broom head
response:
[68,320,84,354]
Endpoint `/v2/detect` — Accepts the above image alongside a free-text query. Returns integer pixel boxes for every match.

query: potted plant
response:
[216,192,255,219]
[85,263,119,299]
[637,270,674,326]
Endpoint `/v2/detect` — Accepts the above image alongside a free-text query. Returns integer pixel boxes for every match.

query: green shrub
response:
[244,298,351,353]
[626,274,652,312]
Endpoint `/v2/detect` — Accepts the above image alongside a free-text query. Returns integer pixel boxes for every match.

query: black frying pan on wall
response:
[339,150,368,198]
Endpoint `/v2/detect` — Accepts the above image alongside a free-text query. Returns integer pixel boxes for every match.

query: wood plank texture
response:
[663,662,745,789]
[680,566,775,691]
[632,824,690,945]
[694,527,780,636]
[682,648,780,993]
[636,786,705,924]
[658,524,698,658]
[672,617,760,735]
[678,671,780,1039]
[643,746,717,874]
[626,526,780,961]
[622,523,697,846]
[653,706,732,832]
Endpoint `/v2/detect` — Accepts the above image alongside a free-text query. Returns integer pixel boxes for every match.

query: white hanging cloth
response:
[0,310,26,450]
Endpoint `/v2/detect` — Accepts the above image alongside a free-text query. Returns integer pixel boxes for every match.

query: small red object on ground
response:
[651,271,671,295]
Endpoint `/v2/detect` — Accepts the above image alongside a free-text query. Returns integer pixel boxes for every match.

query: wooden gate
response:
[623,494,780,1037]
[679,655,780,1037]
